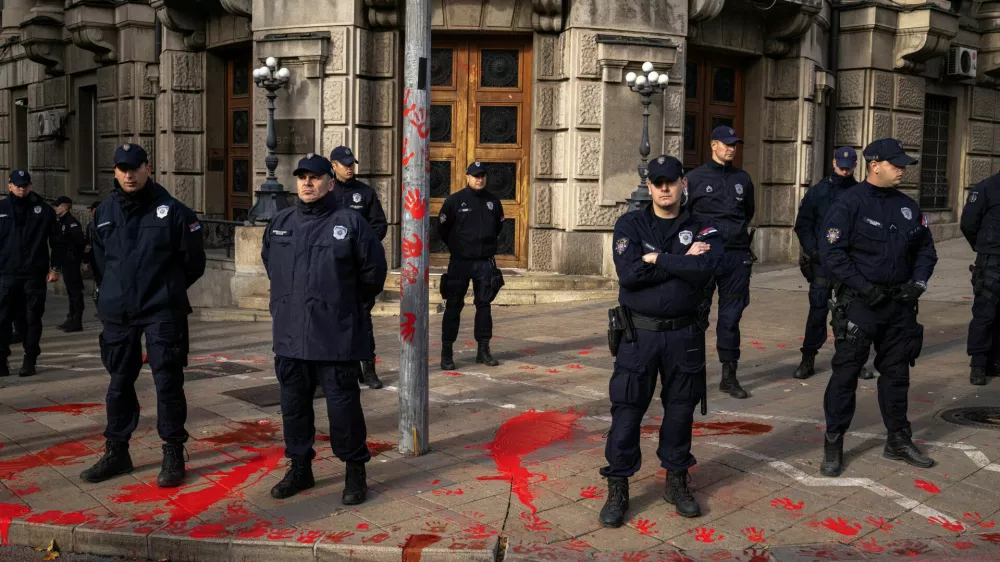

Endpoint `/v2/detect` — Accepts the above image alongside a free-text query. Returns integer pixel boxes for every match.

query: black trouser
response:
[275,356,371,463]
[968,253,1000,368]
[63,259,84,319]
[0,276,47,361]
[101,319,189,444]
[441,258,493,343]
[364,297,377,359]
[702,249,752,363]
[824,297,922,436]
[802,264,833,353]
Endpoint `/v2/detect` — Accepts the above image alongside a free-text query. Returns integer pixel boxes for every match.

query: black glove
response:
[864,285,890,308]
[895,281,926,305]
[798,254,813,282]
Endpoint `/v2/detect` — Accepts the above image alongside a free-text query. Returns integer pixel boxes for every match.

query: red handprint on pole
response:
[402,137,414,167]
[400,313,416,343]
[404,189,427,220]
[403,89,430,139]
[402,233,423,259]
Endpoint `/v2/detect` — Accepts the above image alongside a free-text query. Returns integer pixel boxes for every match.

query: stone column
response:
[156,28,205,209]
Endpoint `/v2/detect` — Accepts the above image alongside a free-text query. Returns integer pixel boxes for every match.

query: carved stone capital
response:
[151,0,206,50]
[763,1,822,58]
[219,0,252,19]
[65,2,117,63]
[365,0,399,28]
[893,7,958,73]
[20,15,65,75]
[690,0,725,23]
[533,0,565,33]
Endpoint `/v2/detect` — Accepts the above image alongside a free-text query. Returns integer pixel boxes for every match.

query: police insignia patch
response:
[439,213,446,223]
[901,208,912,220]
[33,206,41,214]
[970,192,978,203]
[333,225,348,239]
[487,201,494,210]
[352,192,362,203]
[706,186,713,193]
[657,156,665,164]
[615,237,629,255]
[826,228,841,244]
[18,171,24,177]
[123,144,130,151]
[306,153,314,159]
[735,184,743,195]
[156,205,169,219]
[678,230,693,245]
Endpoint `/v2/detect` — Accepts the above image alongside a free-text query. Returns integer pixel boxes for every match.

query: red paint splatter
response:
[688,527,724,543]
[443,371,463,377]
[566,364,583,370]
[367,440,394,457]
[402,138,414,166]
[402,234,423,259]
[476,410,583,513]
[296,530,324,544]
[399,263,419,298]
[363,532,390,544]
[461,524,497,540]
[404,189,427,220]
[402,533,441,561]
[545,369,559,373]
[579,486,604,499]
[18,403,103,416]
[914,480,941,494]
[691,421,772,437]
[201,420,279,445]
[866,515,893,531]
[25,510,99,526]
[578,350,591,355]
[518,511,552,531]
[741,527,765,543]
[0,503,31,545]
[891,540,933,557]
[0,440,94,479]
[982,534,1000,544]
[401,313,416,343]
[517,366,536,370]
[631,519,658,535]
[928,516,964,532]
[808,517,863,536]
[621,554,650,562]
[964,512,996,528]
[430,488,464,496]
[743,550,769,562]
[325,531,354,543]
[770,498,804,513]
[777,343,788,349]
[356,523,370,531]
[402,90,430,140]
[859,537,885,553]
[8,483,39,496]
[953,541,976,550]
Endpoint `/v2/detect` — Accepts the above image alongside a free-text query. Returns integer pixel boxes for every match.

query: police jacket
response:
[437,186,504,260]
[960,172,1000,256]
[332,178,388,241]
[685,161,755,249]
[93,181,206,324]
[0,192,64,278]
[262,192,388,361]
[819,181,937,294]
[794,174,858,261]
[613,205,722,318]
[59,212,87,264]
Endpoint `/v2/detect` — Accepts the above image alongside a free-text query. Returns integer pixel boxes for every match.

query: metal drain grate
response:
[223,383,324,407]
[940,407,1000,430]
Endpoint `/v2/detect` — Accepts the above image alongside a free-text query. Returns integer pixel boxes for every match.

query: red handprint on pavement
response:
[689,527,724,543]
[567,364,584,370]
[914,479,941,493]
[630,519,658,535]
[620,553,650,562]
[964,512,997,528]
[404,188,427,220]
[402,138,414,166]
[579,486,604,499]
[891,540,933,557]
[400,312,416,343]
[362,532,390,544]
[866,516,893,531]
[267,528,296,540]
[858,537,885,553]
[324,531,354,543]
[461,524,496,539]
[741,527,766,543]
[953,541,976,550]
[296,530,324,544]
[519,512,552,531]
[403,89,430,139]
[564,538,590,552]
[808,517,862,536]
[431,488,464,496]
[928,516,965,532]
[402,233,423,259]
[770,497,805,512]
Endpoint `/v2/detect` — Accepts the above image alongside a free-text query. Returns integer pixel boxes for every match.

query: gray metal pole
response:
[398,0,431,456]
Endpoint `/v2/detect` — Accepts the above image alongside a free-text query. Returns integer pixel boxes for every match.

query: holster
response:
[439,273,450,300]
[798,254,814,282]
[747,227,759,264]
[972,263,1000,304]
[844,321,872,349]
[607,306,636,356]
[829,284,850,341]
[484,258,505,303]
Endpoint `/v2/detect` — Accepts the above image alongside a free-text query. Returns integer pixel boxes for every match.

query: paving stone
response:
[73,516,166,558]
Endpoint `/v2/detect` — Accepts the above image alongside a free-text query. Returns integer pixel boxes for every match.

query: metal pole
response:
[248,59,291,224]
[625,63,667,212]
[398,0,431,455]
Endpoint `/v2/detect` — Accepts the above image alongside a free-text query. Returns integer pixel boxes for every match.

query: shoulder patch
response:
[352,192,362,203]
[968,192,978,203]
[826,228,841,244]
[156,205,169,219]
[333,225,348,240]
[921,214,928,227]
[697,226,718,238]
[678,230,693,245]
[901,207,913,221]
[189,221,201,232]
[614,237,629,255]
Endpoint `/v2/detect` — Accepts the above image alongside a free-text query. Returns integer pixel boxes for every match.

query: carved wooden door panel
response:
[225,56,253,221]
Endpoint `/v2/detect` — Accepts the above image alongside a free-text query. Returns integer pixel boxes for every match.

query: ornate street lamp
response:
[248,57,292,224]
[624,62,669,212]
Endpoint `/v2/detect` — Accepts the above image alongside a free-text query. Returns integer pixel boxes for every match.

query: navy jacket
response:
[685,161,755,249]
[58,212,87,264]
[960,172,1000,256]
[0,192,64,278]
[613,205,722,318]
[437,186,504,260]
[819,181,937,294]
[262,193,388,361]
[93,181,206,324]
[332,178,388,241]
[794,174,858,260]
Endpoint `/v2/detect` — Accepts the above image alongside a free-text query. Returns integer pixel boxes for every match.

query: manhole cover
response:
[189,362,263,375]
[940,407,1000,430]
[223,383,324,407]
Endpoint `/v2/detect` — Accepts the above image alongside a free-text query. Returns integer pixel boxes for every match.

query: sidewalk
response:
[0,238,999,561]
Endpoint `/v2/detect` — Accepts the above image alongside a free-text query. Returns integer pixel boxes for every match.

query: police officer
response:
[329,146,387,390]
[792,148,863,379]
[83,200,103,311]
[80,143,206,489]
[261,153,387,504]
[53,196,86,332]
[685,125,754,399]
[960,170,1000,385]
[437,162,504,370]
[0,170,64,377]
[599,156,722,527]
[818,138,937,477]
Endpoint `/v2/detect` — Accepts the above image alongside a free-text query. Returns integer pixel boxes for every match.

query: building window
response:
[77,86,97,193]
[12,97,27,170]
[919,94,951,210]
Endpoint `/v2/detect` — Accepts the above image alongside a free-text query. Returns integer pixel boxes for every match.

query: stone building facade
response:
[1,0,997,284]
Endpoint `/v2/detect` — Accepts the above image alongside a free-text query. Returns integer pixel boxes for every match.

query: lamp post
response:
[248,57,291,224]
[624,62,669,212]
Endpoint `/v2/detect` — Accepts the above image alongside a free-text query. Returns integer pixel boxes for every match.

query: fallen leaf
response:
[42,552,60,561]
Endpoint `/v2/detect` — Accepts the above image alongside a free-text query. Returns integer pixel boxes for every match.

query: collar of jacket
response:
[112,179,161,213]
[859,180,897,198]
[643,203,690,238]
[9,191,37,207]
[828,174,858,188]
[706,160,735,172]
[296,191,338,216]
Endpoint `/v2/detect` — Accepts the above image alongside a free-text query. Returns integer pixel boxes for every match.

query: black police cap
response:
[863,138,918,167]
[114,143,149,169]
[466,161,487,176]
[293,153,333,177]
[54,196,73,206]
[9,169,30,186]
[647,155,684,183]
[330,146,358,166]
[710,125,742,145]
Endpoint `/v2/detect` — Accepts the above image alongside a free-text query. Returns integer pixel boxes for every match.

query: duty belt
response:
[630,311,696,332]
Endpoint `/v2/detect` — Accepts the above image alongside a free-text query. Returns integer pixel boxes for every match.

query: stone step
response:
[383,272,618,291]
[377,287,619,305]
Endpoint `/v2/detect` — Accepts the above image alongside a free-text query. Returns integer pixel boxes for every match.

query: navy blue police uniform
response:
[54,196,87,331]
[0,170,65,377]
[437,162,505,368]
[685,125,754,398]
[792,148,859,377]
[600,156,722,525]
[818,138,937,475]
[329,146,388,387]
[261,153,388,503]
[83,201,103,308]
[960,171,1000,384]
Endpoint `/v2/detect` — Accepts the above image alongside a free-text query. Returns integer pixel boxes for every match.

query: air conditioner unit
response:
[946,46,977,80]
[36,110,64,139]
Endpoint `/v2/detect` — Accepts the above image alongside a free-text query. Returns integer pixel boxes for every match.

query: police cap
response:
[710,125,742,145]
[863,138,918,167]
[54,196,73,206]
[466,161,487,176]
[646,155,684,183]
[113,143,149,169]
[293,153,333,177]
[330,146,358,166]
[834,146,857,169]
[9,169,31,187]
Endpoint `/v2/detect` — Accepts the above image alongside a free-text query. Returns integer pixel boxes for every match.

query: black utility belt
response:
[630,312,695,332]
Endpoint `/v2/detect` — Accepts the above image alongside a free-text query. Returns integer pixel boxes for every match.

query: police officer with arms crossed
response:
[437,162,504,371]
[685,125,754,399]
[599,155,722,527]
[261,153,387,503]
[792,148,874,380]
[53,196,87,333]
[0,170,64,377]
[818,138,937,477]
[80,143,206,488]
[329,145,388,390]
[960,169,1000,385]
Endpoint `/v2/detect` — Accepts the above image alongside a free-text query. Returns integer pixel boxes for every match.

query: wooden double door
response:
[683,51,745,171]
[428,37,532,268]
[225,55,253,221]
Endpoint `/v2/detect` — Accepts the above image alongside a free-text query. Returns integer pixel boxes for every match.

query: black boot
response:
[971,366,988,386]
[820,432,844,477]
[664,469,701,518]
[0,359,9,378]
[440,342,456,371]
[342,461,368,505]
[18,356,36,377]
[157,444,186,488]
[80,440,134,483]
[718,362,748,399]
[61,313,83,333]
[270,460,315,499]
[793,352,816,380]
[884,429,934,468]
[361,360,383,389]
[599,477,629,528]
[56,315,71,331]
[476,341,499,367]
